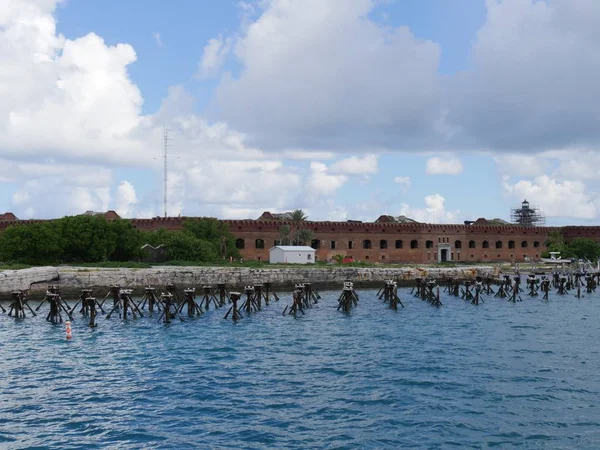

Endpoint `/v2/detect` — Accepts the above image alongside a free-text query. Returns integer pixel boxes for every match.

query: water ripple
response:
[1,288,600,448]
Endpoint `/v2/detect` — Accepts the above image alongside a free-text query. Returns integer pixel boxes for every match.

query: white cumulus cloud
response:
[211,0,442,151]
[503,175,597,219]
[115,181,138,217]
[0,1,144,163]
[400,194,459,224]
[198,35,232,79]
[329,154,378,175]
[393,176,411,192]
[448,0,600,152]
[493,154,550,177]
[306,162,348,196]
[425,156,463,175]
[9,163,113,218]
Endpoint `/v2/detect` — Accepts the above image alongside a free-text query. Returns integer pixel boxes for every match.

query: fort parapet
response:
[216,219,556,264]
[121,216,574,264]
[0,213,597,264]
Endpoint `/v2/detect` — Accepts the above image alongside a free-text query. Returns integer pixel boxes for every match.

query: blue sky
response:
[53,0,486,112]
[1,0,600,225]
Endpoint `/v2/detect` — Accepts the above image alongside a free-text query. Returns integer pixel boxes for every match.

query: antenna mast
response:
[163,127,169,218]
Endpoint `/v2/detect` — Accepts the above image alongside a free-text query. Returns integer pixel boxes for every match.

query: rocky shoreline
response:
[0,265,501,296]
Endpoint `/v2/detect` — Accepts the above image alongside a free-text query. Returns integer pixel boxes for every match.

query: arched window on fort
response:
[311,239,320,249]
[235,238,245,249]
[483,240,490,249]
[380,240,388,249]
[469,240,476,249]
[255,239,264,249]
[455,240,462,249]
[508,240,515,249]
[410,240,419,249]
[521,241,528,248]
[363,239,372,249]
[395,240,403,249]
[426,240,434,249]
[495,241,503,249]
[533,241,540,248]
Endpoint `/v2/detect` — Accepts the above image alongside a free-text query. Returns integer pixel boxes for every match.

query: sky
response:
[1,0,600,225]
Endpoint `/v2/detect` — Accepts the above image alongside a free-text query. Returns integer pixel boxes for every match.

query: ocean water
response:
[1,287,600,449]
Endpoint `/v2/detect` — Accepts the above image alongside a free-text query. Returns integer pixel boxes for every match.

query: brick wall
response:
[0,214,595,264]
[222,220,554,263]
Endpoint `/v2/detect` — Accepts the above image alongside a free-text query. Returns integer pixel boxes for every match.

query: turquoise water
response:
[1,288,600,449]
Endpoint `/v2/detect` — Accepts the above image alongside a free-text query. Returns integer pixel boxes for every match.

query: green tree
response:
[107,220,144,261]
[290,209,307,244]
[162,231,218,261]
[297,229,315,246]
[542,229,572,259]
[0,222,64,264]
[278,224,292,245]
[142,228,170,247]
[58,216,108,262]
[567,238,600,261]
[545,229,565,249]
[183,218,239,259]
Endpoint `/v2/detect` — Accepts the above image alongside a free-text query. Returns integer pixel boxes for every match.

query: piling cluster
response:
[36,285,72,323]
[412,278,442,307]
[2,270,599,331]
[377,281,404,309]
[337,281,359,312]
[283,283,321,317]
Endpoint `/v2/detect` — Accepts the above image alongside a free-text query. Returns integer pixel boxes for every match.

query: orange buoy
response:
[65,320,72,340]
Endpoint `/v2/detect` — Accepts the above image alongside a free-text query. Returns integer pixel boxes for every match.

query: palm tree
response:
[290,209,307,244]
[278,224,292,245]
[546,229,564,249]
[297,229,315,246]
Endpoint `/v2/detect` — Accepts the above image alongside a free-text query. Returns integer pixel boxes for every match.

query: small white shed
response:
[269,246,316,264]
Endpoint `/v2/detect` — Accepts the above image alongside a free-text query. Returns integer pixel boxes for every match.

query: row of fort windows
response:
[237,239,544,250]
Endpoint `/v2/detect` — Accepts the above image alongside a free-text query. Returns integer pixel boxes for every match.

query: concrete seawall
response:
[0,267,59,294]
[0,265,501,295]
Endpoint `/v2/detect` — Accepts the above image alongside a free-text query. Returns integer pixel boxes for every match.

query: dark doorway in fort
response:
[438,244,451,262]
[440,249,448,262]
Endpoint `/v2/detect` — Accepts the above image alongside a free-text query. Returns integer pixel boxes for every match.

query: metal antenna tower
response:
[163,127,170,218]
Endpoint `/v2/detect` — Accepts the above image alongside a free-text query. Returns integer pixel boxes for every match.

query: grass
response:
[0,263,33,271]
[153,260,332,269]
[0,260,502,271]
[63,261,153,269]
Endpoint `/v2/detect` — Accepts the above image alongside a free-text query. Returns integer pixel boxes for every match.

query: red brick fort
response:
[0,210,597,264]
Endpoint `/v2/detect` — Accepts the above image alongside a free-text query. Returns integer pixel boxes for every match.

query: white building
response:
[269,246,316,264]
